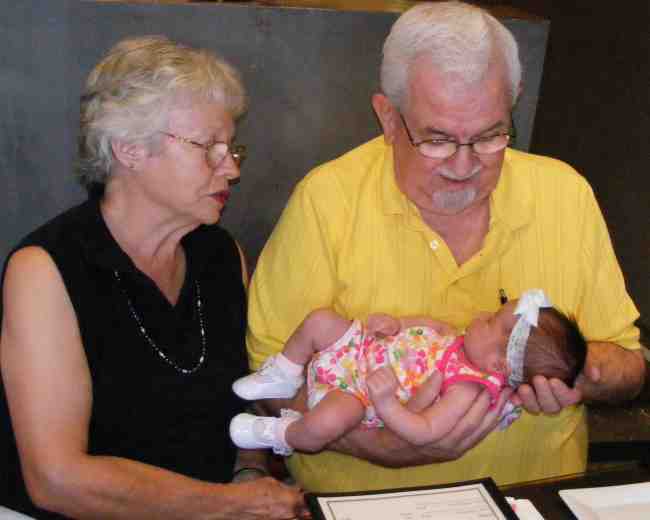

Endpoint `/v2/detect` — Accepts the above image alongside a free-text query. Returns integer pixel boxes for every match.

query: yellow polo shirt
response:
[247,136,640,490]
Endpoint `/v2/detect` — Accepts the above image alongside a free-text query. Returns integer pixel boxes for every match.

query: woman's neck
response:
[100,190,194,304]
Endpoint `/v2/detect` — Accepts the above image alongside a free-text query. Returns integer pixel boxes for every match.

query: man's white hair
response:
[381,1,521,110]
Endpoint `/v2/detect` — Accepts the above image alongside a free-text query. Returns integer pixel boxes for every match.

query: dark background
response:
[0,0,647,336]
[484,1,649,338]
[0,2,546,270]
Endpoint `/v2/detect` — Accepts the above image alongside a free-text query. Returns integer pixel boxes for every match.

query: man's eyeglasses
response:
[399,113,515,160]
[160,132,247,167]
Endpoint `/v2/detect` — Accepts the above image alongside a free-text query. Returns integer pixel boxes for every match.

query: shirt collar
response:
[490,148,534,233]
[379,142,412,216]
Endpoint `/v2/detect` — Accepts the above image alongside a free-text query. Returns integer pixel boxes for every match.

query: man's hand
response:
[408,383,513,461]
[512,342,646,414]
[512,376,582,415]
[330,371,513,467]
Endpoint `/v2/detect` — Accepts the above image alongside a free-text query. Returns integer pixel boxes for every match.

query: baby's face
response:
[464,301,519,374]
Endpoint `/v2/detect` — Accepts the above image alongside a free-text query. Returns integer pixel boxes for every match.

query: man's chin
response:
[431,188,478,214]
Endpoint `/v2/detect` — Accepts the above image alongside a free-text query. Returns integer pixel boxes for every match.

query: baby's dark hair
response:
[523,308,587,387]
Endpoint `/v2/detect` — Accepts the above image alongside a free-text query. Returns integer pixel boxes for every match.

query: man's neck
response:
[421,201,490,266]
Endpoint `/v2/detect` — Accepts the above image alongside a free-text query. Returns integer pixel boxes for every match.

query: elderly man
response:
[247,1,645,491]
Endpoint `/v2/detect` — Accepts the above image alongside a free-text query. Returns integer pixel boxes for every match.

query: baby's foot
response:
[232,354,304,400]
[229,410,301,456]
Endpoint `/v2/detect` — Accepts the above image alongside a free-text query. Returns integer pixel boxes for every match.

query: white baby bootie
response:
[229,409,302,456]
[232,354,304,400]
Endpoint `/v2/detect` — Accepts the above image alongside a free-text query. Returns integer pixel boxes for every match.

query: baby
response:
[230,290,587,455]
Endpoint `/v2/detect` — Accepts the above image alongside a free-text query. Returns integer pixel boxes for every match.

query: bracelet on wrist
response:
[232,467,268,480]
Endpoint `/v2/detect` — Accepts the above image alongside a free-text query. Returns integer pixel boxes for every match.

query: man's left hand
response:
[512,341,645,414]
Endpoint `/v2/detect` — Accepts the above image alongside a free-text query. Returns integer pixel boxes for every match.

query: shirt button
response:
[430,240,439,250]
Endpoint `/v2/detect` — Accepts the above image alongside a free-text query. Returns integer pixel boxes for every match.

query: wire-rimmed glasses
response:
[160,131,247,167]
[399,113,515,159]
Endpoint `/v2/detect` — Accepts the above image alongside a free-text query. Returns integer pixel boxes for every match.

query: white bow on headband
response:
[506,289,552,387]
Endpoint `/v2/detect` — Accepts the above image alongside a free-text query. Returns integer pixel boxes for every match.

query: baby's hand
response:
[366,313,401,338]
[367,366,399,403]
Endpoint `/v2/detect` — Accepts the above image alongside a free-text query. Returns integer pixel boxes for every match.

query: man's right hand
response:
[330,371,513,467]
[262,370,511,467]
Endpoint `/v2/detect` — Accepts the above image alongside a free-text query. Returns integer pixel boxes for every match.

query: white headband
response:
[506,289,552,387]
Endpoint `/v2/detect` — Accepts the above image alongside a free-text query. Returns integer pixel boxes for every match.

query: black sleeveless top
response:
[0,199,249,518]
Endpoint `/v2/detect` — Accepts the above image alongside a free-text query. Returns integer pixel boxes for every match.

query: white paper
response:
[0,506,36,520]
[559,482,650,520]
[506,497,546,520]
[315,483,511,520]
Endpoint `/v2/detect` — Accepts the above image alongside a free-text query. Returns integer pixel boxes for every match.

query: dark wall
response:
[1,1,646,332]
[0,1,547,266]
[493,2,649,335]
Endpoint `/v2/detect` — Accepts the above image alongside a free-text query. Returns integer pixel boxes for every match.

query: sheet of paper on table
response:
[308,479,518,520]
[505,497,545,520]
[559,481,650,520]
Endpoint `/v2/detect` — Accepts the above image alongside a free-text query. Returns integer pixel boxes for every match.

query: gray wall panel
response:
[1,1,86,262]
[2,1,547,274]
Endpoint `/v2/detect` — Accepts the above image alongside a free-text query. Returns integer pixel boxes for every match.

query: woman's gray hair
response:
[77,35,247,188]
[381,1,521,111]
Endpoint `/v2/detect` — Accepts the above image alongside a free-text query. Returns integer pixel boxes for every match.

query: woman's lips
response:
[212,190,230,205]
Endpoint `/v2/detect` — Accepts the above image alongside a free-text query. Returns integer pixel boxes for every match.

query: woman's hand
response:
[229,477,310,520]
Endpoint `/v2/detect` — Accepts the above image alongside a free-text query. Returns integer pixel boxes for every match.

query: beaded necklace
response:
[113,270,207,375]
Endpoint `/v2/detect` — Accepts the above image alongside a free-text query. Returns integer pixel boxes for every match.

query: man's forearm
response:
[582,342,646,403]
[329,425,453,468]
[260,395,418,467]
[270,379,505,468]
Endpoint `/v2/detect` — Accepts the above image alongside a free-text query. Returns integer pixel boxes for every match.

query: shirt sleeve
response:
[575,184,640,349]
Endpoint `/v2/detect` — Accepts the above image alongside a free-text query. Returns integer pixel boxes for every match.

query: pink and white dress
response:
[307,320,519,429]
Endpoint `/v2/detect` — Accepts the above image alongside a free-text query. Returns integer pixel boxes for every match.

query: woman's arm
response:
[1,247,304,520]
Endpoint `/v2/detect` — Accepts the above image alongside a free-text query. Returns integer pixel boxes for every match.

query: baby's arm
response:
[397,316,457,336]
[366,314,457,338]
[366,313,401,337]
[367,367,482,446]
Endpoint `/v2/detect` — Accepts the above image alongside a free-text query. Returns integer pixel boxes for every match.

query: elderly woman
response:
[0,36,307,519]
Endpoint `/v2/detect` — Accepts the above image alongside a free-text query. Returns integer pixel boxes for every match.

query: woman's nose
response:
[218,153,240,181]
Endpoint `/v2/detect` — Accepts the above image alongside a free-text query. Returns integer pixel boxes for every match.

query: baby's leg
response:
[283,309,353,365]
[284,391,365,453]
